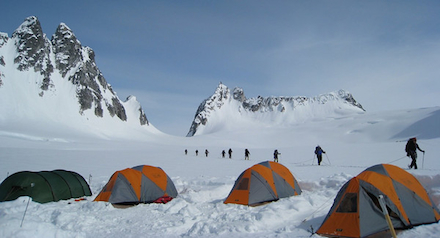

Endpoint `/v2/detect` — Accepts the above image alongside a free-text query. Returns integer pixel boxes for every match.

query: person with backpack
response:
[405,137,425,169]
[222,150,226,158]
[205,149,209,157]
[228,148,233,159]
[273,149,280,162]
[315,145,326,165]
[244,149,250,160]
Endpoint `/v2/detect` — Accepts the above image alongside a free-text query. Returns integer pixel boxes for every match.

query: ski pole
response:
[378,195,397,238]
[312,155,315,165]
[422,151,425,169]
[325,154,331,165]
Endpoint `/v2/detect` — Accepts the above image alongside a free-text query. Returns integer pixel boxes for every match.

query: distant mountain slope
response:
[393,108,440,140]
[0,16,152,137]
[187,83,365,136]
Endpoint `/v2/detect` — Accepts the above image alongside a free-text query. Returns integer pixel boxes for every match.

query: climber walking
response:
[274,149,280,162]
[314,145,326,165]
[245,149,250,160]
[405,137,425,169]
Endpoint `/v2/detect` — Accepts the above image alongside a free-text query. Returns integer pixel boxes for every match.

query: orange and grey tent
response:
[94,165,177,205]
[317,164,440,238]
[224,161,301,206]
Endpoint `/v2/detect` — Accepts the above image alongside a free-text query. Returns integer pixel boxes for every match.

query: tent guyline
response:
[301,190,339,223]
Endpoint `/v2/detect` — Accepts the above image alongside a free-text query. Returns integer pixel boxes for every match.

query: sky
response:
[2,0,440,136]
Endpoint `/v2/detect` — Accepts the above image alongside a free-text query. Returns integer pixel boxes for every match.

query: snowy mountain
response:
[187,83,365,136]
[0,16,152,138]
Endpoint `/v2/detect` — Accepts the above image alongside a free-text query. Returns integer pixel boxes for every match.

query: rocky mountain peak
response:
[0,16,149,127]
[12,16,53,91]
[207,82,230,109]
[51,23,83,77]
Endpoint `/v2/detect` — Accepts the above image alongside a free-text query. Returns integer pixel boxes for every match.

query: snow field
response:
[0,106,439,237]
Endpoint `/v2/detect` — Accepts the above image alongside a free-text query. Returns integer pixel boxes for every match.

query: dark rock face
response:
[0,33,3,86]
[51,22,121,119]
[52,23,83,77]
[340,90,364,111]
[187,83,365,136]
[1,16,149,126]
[12,16,53,92]
[107,97,127,121]
[0,35,5,67]
[232,87,245,102]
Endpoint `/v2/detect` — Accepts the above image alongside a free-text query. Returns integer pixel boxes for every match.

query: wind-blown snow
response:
[0,103,439,237]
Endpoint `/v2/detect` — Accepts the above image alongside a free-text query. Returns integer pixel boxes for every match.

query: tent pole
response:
[378,195,397,238]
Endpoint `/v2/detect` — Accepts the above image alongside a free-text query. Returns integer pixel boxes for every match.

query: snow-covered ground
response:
[0,106,439,238]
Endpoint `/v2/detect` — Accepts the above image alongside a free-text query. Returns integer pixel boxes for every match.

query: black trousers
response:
[317,154,323,165]
[409,151,418,169]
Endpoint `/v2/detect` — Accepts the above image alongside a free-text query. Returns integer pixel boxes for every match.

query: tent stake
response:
[378,195,397,238]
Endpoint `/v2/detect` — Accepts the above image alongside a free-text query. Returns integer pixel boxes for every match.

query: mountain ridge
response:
[187,83,365,136]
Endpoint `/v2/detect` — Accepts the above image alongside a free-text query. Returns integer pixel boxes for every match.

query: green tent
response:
[0,170,92,203]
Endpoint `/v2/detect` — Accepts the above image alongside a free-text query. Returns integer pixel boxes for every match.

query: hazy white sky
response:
[2,1,440,135]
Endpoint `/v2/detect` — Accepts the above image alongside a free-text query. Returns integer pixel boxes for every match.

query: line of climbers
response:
[184,137,425,169]
[185,148,285,162]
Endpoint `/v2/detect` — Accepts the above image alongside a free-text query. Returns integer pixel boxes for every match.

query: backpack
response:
[315,146,322,155]
[405,139,416,153]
